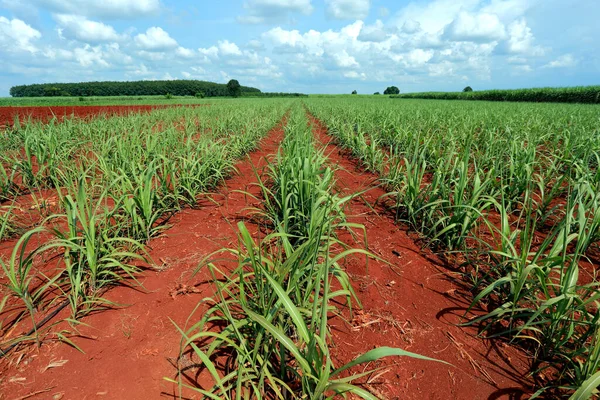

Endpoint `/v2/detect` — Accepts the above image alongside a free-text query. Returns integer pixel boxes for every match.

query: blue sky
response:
[0,0,598,96]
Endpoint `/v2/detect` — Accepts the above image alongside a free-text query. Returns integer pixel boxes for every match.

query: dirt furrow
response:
[307,112,534,400]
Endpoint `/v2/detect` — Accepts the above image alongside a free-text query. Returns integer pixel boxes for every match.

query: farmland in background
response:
[0,96,598,399]
[391,85,600,103]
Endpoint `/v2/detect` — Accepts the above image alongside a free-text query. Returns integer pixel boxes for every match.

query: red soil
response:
[307,113,534,399]
[0,104,207,127]
[0,111,535,400]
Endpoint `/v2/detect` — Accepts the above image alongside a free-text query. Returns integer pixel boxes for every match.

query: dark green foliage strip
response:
[9,80,262,98]
[240,92,308,98]
[391,85,600,104]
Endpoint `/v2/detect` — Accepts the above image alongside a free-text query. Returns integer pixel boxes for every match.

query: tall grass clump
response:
[256,110,355,246]
[43,178,147,318]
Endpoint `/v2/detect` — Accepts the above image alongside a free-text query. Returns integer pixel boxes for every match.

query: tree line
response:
[390,86,600,104]
[9,79,262,98]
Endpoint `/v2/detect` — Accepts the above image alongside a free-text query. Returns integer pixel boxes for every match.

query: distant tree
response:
[384,86,400,95]
[352,90,358,95]
[227,79,242,97]
[463,86,473,92]
[195,92,205,98]
[374,92,380,95]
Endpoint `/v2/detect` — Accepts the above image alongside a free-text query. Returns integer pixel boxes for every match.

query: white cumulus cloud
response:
[263,27,305,52]
[358,20,388,42]
[72,44,110,67]
[393,0,481,34]
[0,16,41,53]
[544,54,577,68]
[218,40,242,56]
[344,70,366,79]
[198,45,219,60]
[401,19,421,34]
[444,11,506,43]
[332,49,359,68]
[504,18,545,56]
[406,48,434,65]
[175,46,195,59]
[134,27,178,51]
[53,14,122,43]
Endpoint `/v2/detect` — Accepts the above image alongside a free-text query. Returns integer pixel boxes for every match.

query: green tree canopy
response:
[384,86,400,95]
[227,79,242,97]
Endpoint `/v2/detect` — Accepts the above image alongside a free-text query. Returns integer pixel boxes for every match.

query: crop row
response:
[170,106,441,398]
[305,97,600,398]
[0,100,289,353]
